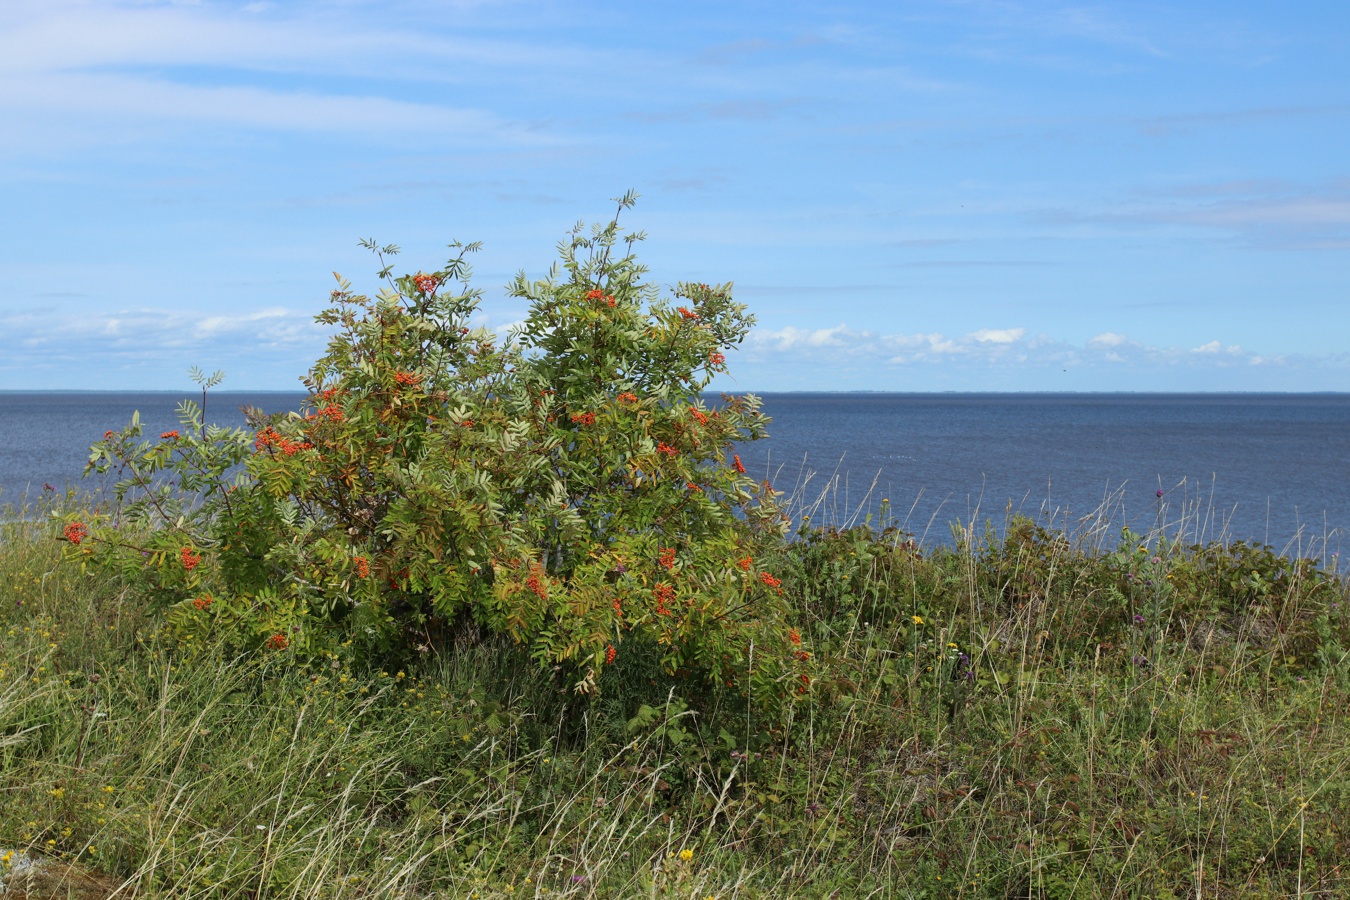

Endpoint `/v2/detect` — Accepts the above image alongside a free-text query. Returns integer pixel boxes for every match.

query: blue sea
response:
[2,391,1346,556]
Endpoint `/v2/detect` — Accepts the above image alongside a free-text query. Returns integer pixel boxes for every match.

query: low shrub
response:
[69,195,811,719]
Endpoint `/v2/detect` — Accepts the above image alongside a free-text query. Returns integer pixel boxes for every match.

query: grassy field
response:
[2,490,1348,898]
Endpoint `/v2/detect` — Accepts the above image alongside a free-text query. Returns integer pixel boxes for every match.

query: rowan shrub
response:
[70,195,812,716]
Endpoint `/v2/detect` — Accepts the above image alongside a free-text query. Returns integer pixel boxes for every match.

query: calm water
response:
[738,393,1350,556]
[2,391,1346,555]
[0,391,307,498]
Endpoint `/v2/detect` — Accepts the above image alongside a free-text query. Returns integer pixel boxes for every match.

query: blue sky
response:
[2,0,1347,392]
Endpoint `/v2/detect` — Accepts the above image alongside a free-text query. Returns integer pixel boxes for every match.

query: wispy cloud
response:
[5,73,539,142]
[622,99,805,125]
[748,323,1313,370]
[0,300,532,380]
[1137,105,1350,137]
[3,305,328,362]
[969,327,1024,344]
[0,0,569,152]
[1034,178,1350,249]
[0,2,556,78]
[752,324,1032,362]
[1088,332,1127,347]
[1191,340,1242,355]
[937,0,1171,70]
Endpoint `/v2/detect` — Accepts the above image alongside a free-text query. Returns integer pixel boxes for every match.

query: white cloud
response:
[1089,331,1128,347]
[756,324,868,352]
[194,308,292,340]
[1042,178,1350,249]
[0,1,567,151]
[1176,198,1350,228]
[969,327,1025,343]
[0,3,552,78]
[921,335,962,355]
[1191,340,1244,355]
[0,305,328,361]
[3,73,537,143]
[744,320,1302,372]
[0,298,538,388]
[753,324,1029,363]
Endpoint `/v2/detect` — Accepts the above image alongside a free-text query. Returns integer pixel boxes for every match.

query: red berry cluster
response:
[193,595,213,611]
[657,442,677,457]
[677,307,699,320]
[570,411,597,426]
[526,565,548,600]
[413,273,439,294]
[181,546,202,572]
[353,556,370,579]
[688,407,708,426]
[658,547,676,570]
[255,428,313,456]
[63,522,88,545]
[653,582,676,616]
[393,371,421,387]
[732,454,746,474]
[160,430,180,440]
[266,633,289,651]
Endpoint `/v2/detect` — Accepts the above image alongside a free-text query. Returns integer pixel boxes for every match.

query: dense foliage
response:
[70,196,808,711]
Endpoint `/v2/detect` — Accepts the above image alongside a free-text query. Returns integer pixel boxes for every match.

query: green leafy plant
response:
[71,195,812,716]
